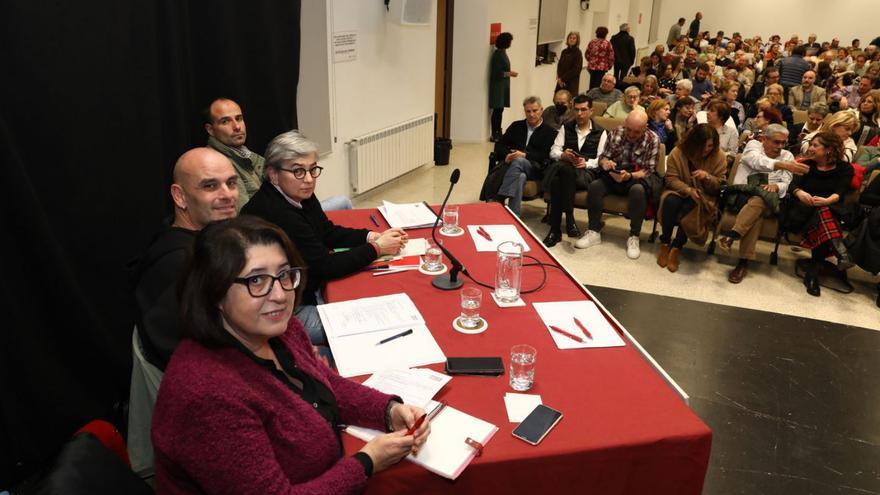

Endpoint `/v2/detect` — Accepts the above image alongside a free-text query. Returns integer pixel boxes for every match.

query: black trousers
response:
[659,195,696,248]
[491,108,504,137]
[613,64,630,83]
[588,69,606,90]
[548,165,594,232]
[587,175,647,236]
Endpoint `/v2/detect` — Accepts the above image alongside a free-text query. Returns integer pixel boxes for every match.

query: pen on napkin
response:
[369,214,380,228]
[572,317,593,339]
[375,328,413,346]
[476,226,493,241]
[549,325,585,343]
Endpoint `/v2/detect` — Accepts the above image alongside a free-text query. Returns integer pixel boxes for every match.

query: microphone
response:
[430,168,466,290]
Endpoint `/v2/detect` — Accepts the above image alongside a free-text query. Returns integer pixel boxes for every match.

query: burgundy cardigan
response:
[151,317,394,494]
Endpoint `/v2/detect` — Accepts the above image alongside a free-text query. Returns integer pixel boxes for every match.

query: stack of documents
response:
[378,201,439,229]
[318,293,446,377]
[532,300,626,350]
[360,368,452,408]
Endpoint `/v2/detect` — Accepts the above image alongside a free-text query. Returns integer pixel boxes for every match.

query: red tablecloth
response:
[326,203,711,494]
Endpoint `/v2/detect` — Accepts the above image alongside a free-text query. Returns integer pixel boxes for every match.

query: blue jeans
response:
[498,157,540,216]
[320,196,353,211]
[294,290,327,346]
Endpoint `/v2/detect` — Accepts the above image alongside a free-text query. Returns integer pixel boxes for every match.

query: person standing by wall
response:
[688,12,702,40]
[611,24,636,84]
[586,27,615,91]
[556,31,583,95]
[490,32,517,142]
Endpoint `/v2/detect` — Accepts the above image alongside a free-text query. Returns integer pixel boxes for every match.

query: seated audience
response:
[671,97,697,140]
[777,45,810,92]
[790,103,829,151]
[683,48,700,73]
[585,73,623,105]
[542,89,575,130]
[832,75,874,109]
[542,95,608,247]
[575,110,661,260]
[488,96,557,216]
[604,86,644,119]
[719,80,745,127]
[787,70,828,110]
[857,89,880,129]
[647,99,677,150]
[640,75,661,106]
[151,216,430,493]
[657,61,678,95]
[130,147,238,370]
[741,100,782,140]
[800,110,858,161]
[242,131,408,344]
[765,83,795,129]
[719,125,808,282]
[657,124,727,272]
[851,54,869,77]
[784,132,855,296]
[745,67,780,113]
[705,99,739,161]
[689,63,715,103]
[667,78,699,110]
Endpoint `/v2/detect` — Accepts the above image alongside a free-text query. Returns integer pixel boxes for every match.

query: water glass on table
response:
[459,286,482,329]
[440,205,460,234]
[423,238,444,271]
[509,344,537,391]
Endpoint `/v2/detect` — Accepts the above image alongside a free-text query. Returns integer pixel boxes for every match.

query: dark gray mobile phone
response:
[445,357,504,375]
[512,405,563,445]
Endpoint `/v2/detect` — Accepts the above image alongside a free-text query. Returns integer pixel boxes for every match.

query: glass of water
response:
[441,205,460,234]
[495,241,523,303]
[509,344,537,391]
[459,286,482,329]
[423,238,443,271]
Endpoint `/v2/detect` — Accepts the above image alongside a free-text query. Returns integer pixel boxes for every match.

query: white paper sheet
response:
[503,393,543,422]
[317,293,424,338]
[532,300,626,350]
[378,201,439,229]
[361,368,452,408]
[466,224,531,252]
[399,237,428,257]
[326,324,446,377]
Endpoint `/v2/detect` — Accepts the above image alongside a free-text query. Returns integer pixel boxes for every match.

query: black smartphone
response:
[512,405,563,445]
[445,357,504,376]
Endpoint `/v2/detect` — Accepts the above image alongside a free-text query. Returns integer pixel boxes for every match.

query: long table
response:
[326,203,711,494]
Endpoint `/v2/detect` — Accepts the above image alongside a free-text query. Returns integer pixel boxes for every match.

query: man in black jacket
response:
[611,24,636,84]
[688,12,702,40]
[130,147,239,370]
[492,96,558,216]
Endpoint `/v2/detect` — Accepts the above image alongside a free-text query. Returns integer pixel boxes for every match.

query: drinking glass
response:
[423,239,443,271]
[495,241,523,303]
[441,205,460,234]
[509,344,537,391]
[459,286,482,329]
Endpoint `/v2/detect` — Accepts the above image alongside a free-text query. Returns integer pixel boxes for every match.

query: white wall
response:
[653,0,877,47]
[449,0,490,143]
[298,0,437,198]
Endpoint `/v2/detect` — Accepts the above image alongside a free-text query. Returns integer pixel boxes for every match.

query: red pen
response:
[477,226,493,241]
[406,401,447,435]
[549,325,585,343]
[572,317,593,339]
[406,414,427,436]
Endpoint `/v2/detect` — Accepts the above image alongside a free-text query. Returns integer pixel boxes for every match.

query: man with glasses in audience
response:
[205,97,351,212]
[130,147,239,370]
[242,130,408,344]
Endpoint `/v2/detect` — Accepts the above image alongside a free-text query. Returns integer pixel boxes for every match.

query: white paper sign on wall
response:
[332,31,358,63]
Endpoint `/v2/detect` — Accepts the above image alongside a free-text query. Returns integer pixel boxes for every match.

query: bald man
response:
[575,110,660,260]
[130,147,239,370]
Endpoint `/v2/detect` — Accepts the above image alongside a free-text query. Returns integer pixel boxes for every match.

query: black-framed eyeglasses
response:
[233,267,304,297]
[279,164,323,180]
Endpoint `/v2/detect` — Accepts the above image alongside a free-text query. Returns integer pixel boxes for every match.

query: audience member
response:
[689,63,715,103]
[489,32,516,142]
[541,89,575,130]
[790,103,829,150]
[705,99,738,160]
[667,17,686,49]
[204,98,265,210]
[586,27,615,90]
[489,96,557,216]
[647,99,677,150]
[766,83,795,129]
[671,97,697,140]
[720,80,745,127]
[151,216,429,493]
[575,110,661,260]
[778,45,810,94]
[745,68,781,112]
[542,95,608,247]
[832,75,875,110]
[851,54,869,77]
[800,110,858,161]
[585,74,623,104]
[719,125,808,283]
[741,99,781,139]
[668,78,699,110]
[847,167,880,307]
[657,124,727,272]
[556,31,583,94]
[788,70,828,110]
[640,75,661,106]
[130,147,238,371]
[785,132,855,296]
[242,131,408,344]
[858,90,880,128]
[683,48,700,73]
[657,61,678,95]
[611,24,636,83]
[688,12,702,40]
[604,86,644,119]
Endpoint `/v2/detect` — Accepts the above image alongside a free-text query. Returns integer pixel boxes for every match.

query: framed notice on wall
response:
[332,31,358,63]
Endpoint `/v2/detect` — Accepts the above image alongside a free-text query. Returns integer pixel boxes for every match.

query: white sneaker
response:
[574,230,601,249]
[626,236,640,259]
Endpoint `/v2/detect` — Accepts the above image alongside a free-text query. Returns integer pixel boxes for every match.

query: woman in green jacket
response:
[490,32,517,142]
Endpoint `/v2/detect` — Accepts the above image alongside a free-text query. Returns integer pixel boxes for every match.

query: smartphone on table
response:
[512,405,563,445]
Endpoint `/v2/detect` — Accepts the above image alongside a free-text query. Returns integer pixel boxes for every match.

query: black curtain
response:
[0,0,300,486]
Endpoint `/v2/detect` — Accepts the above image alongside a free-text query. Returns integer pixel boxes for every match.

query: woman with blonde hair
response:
[765,83,794,129]
[556,31,583,94]
[646,99,677,149]
[640,75,661,106]
[800,110,858,161]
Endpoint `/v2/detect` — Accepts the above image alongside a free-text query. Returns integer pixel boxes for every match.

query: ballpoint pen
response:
[572,317,593,339]
[476,226,493,241]
[375,328,413,346]
[549,325,585,343]
[372,266,419,276]
[406,400,447,435]
[369,214,381,228]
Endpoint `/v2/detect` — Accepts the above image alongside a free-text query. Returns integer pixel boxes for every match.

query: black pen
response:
[376,328,413,346]
[369,214,381,228]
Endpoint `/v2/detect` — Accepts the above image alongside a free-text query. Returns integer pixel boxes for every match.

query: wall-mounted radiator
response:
[347,114,434,194]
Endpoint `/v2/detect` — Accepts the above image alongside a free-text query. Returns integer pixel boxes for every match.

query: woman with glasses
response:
[151,216,430,493]
[242,130,408,346]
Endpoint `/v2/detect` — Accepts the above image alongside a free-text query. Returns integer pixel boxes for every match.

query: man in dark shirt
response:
[492,96,558,216]
[688,12,702,40]
[611,23,636,83]
[130,147,239,370]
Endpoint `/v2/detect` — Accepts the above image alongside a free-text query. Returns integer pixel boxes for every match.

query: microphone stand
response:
[431,169,466,290]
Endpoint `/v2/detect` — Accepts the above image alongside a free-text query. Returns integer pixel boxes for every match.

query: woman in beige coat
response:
[657,123,728,272]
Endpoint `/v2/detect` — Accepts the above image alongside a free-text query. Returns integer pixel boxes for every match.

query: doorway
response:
[435,0,453,138]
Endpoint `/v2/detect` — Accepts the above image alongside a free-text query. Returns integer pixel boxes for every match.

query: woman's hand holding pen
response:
[391,403,431,453]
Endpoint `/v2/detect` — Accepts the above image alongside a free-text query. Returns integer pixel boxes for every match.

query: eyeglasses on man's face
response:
[233,267,304,297]
[279,164,324,180]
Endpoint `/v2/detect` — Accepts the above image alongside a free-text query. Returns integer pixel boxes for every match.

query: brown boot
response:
[657,244,670,267]
[667,247,681,272]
